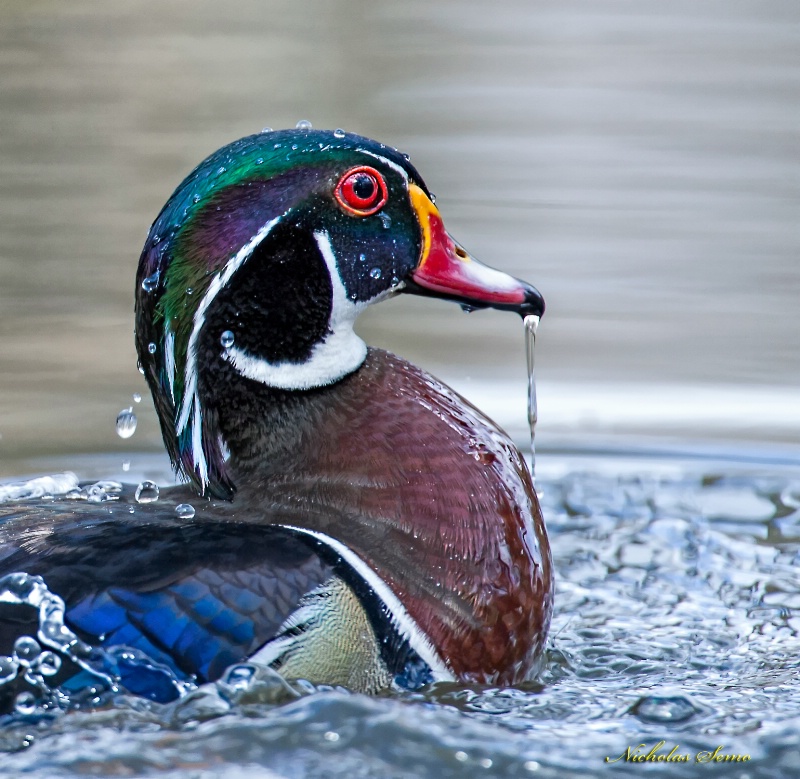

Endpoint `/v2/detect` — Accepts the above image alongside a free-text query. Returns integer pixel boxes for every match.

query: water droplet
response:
[141,271,160,292]
[37,651,61,677]
[14,691,37,716]
[631,695,697,724]
[401,152,411,161]
[324,731,340,742]
[255,158,263,165]
[378,212,392,229]
[220,330,235,349]
[333,128,346,139]
[524,761,541,772]
[358,253,367,263]
[217,166,227,175]
[261,126,273,133]
[186,287,193,296]
[369,267,382,280]
[148,343,157,354]
[291,144,298,150]
[175,503,196,520]
[122,460,131,472]
[192,194,201,203]
[391,275,400,286]
[116,408,137,439]
[295,119,312,130]
[429,193,437,204]
[135,481,160,504]
[13,636,41,664]
[479,759,493,769]
[132,393,141,403]
[455,751,468,762]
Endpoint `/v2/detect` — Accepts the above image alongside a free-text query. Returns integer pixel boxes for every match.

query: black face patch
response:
[199,221,333,371]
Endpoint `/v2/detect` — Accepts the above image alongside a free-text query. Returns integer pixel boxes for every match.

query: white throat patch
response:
[221,230,368,391]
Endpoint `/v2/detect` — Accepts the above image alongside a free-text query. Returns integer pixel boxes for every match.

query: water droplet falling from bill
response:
[524,315,539,481]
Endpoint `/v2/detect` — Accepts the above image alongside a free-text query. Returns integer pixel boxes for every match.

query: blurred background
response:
[1,0,798,473]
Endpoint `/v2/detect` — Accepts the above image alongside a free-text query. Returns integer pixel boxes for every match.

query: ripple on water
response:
[0,455,799,778]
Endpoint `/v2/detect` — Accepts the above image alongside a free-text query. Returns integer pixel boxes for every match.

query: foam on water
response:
[0,474,79,504]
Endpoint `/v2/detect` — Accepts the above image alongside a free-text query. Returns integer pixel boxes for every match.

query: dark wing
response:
[0,496,333,686]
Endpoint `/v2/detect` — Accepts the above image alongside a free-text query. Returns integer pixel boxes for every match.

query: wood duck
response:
[0,129,551,704]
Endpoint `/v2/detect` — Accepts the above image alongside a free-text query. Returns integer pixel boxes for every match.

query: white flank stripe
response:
[279,524,455,682]
[249,634,298,668]
[222,230,367,390]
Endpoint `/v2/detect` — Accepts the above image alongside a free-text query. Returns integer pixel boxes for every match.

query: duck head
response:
[135,129,544,499]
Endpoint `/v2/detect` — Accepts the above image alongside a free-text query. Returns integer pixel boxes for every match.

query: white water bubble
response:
[223,664,256,692]
[116,407,137,439]
[261,126,273,133]
[175,503,196,520]
[13,636,41,664]
[429,193,437,204]
[379,213,392,229]
[148,343,157,354]
[37,651,61,677]
[0,656,17,684]
[14,691,37,715]
[85,484,107,503]
[369,267,382,280]
[141,271,159,292]
[220,330,235,349]
[132,393,141,403]
[333,128,346,139]
[122,460,131,472]
[295,119,312,130]
[135,481,160,504]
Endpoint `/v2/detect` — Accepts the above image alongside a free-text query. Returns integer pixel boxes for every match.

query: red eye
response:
[335,166,388,216]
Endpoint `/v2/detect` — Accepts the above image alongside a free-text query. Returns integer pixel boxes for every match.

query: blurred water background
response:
[1,0,798,469]
[1,2,799,777]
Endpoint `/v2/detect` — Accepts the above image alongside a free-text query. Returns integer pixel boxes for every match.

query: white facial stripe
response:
[177,215,283,436]
[359,150,409,182]
[278,524,455,683]
[191,394,207,487]
[164,326,176,403]
[222,230,368,391]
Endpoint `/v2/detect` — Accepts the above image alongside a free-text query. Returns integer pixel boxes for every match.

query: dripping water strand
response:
[524,315,539,481]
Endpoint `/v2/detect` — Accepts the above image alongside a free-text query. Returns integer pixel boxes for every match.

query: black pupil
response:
[352,174,376,201]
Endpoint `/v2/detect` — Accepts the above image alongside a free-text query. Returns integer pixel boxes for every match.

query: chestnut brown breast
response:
[231,348,553,683]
